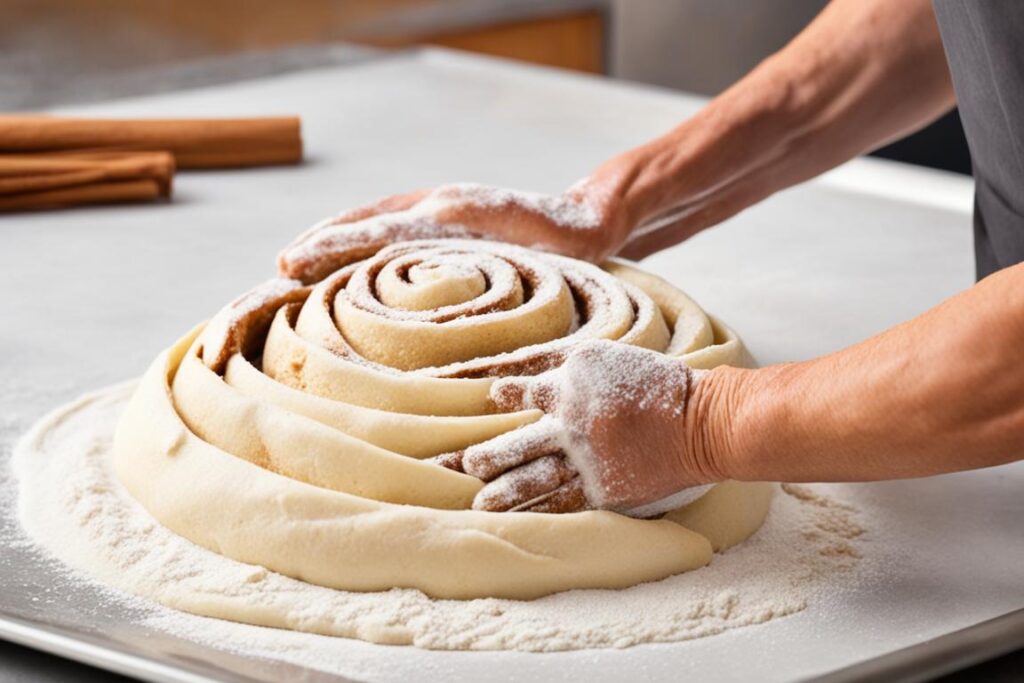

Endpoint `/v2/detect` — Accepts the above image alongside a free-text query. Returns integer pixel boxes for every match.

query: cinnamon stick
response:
[0,151,174,196]
[0,178,163,212]
[0,116,303,169]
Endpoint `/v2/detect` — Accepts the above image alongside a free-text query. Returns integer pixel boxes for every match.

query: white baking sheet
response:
[1,49,1021,682]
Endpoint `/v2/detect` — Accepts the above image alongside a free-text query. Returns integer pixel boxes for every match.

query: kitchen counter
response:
[1,48,1022,683]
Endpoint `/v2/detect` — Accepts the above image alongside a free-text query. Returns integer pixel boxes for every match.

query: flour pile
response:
[13,382,867,657]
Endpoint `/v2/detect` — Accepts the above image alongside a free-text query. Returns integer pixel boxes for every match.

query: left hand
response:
[278,175,642,283]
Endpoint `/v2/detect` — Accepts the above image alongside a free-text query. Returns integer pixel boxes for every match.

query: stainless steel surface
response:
[815,610,1024,683]
[0,49,1021,682]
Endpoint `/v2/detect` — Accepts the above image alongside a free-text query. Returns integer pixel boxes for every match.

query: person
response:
[327,0,1024,514]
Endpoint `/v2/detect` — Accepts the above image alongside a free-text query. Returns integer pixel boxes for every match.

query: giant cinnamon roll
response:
[114,222,773,601]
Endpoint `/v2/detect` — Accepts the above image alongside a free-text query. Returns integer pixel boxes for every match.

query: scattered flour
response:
[12,381,869,671]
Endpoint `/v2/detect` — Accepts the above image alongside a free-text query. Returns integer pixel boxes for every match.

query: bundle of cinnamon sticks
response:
[0,115,302,212]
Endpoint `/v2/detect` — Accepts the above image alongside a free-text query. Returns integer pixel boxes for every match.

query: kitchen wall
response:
[608,0,971,174]
[1,0,970,173]
[611,0,826,93]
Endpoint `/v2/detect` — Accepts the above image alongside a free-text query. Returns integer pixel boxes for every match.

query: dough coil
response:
[114,230,774,601]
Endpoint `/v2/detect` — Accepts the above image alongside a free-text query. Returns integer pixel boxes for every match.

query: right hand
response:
[435,340,724,517]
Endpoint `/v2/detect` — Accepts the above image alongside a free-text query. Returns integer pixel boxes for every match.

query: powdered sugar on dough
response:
[14,383,869,656]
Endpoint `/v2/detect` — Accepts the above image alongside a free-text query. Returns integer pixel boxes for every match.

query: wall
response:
[608,0,971,174]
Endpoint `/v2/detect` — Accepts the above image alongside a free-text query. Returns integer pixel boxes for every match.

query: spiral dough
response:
[114,235,773,602]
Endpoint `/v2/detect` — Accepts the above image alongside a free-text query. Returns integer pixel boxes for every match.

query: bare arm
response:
[456,265,1024,513]
[305,0,955,265]
[605,0,956,258]
[702,264,1024,483]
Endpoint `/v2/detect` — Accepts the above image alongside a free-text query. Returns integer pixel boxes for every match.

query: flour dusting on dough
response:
[14,384,868,656]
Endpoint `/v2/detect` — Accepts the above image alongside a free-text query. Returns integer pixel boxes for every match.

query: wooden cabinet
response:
[365,11,605,74]
[5,1,607,75]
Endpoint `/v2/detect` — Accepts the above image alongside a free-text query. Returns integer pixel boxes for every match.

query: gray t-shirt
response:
[933,1,1024,279]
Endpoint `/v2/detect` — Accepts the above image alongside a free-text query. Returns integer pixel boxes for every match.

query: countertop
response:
[1,47,1022,682]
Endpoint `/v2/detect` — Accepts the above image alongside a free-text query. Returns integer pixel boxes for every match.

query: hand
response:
[435,340,723,516]
[277,172,645,283]
[281,0,955,282]
[421,179,639,263]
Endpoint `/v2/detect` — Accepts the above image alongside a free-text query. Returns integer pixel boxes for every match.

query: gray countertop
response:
[1,47,1022,682]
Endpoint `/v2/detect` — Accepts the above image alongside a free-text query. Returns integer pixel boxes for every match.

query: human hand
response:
[277,103,816,284]
[282,0,957,283]
[435,340,722,517]
[277,174,640,283]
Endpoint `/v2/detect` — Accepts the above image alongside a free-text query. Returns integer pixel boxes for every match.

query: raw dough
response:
[113,238,773,601]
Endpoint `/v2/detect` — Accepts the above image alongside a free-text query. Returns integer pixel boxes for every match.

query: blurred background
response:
[1,0,970,174]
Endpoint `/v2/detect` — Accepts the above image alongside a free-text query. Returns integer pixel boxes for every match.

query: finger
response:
[519,476,590,513]
[278,196,469,283]
[490,377,528,413]
[431,414,560,477]
[489,353,568,413]
[461,416,563,481]
[490,373,562,414]
[472,455,577,512]
[429,450,465,472]
[286,190,430,251]
[524,380,561,414]
[330,190,431,226]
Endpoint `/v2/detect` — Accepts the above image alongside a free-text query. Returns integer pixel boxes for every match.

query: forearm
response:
[602,0,954,246]
[704,264,1024,482]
